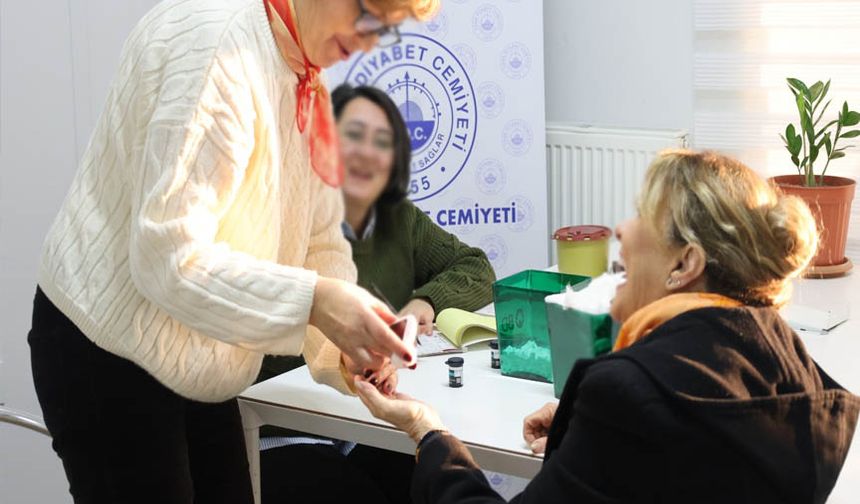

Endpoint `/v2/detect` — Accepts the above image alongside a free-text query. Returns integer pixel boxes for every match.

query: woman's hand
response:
[354,377,446,443]
[523,402,558,454]
[342,354,399,396]
[399,298,435,335]
[310,277,414,371]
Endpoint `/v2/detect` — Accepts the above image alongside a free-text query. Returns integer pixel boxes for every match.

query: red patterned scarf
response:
[265,0,343,187]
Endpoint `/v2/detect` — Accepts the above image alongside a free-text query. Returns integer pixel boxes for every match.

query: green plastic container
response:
[492,270,590,382]
[545,302,618,398]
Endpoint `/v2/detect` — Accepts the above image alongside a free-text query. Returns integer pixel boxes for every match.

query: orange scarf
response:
[265,0,343,187]
[613,293,743,351]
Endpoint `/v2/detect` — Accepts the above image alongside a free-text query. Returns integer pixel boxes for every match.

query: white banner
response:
[329,0,547,278]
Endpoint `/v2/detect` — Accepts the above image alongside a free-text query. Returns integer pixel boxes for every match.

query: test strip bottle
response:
[445,357,464,388]
[489,340,500,369]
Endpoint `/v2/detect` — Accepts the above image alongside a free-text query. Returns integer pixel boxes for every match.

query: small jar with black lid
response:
[445,357,464,387]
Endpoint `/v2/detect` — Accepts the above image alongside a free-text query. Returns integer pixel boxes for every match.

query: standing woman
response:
[28,1,437,503]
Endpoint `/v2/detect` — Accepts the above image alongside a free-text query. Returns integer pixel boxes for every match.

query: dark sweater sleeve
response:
[411,432,504,503]
[411,360,665,504]
[409,204,496,313]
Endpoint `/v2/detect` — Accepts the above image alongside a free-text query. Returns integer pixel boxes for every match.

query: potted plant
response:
[775,77,858,276]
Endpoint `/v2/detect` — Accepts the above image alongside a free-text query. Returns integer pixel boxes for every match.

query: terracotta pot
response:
[770,175,856,267]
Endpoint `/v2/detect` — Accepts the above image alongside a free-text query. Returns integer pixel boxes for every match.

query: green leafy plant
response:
[781,77,860,186]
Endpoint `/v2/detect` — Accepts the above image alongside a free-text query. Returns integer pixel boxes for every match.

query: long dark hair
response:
[332,84,411,207]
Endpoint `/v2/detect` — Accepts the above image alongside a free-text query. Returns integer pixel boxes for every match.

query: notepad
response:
[417,308,498,357]
[437,308,497,346]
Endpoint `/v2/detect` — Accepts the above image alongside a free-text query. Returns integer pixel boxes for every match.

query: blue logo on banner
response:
[480,234,509,270]
[477,81,504,119]
[345,34,478,201]
[452,43,477,75]
[394,78,439,152]
[472,4,504,41]
[422,12,448,39]
[507,195,534,232]
[500,42,531,80]
[502,119,533,157]
[475,158,506,195]
[424,201,519,229]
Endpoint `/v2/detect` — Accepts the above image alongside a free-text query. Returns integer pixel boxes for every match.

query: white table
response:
[239,345,547,503]
[788,273,860,504]
[239,272,860,504]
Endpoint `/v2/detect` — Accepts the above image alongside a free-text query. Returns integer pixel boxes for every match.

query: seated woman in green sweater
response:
[336,83,496,337]
[258,84,496,503]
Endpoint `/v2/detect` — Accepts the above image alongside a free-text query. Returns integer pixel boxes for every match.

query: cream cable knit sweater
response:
[38,0,354,401]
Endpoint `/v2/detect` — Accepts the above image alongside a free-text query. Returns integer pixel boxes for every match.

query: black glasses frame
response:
[355,0,402,47]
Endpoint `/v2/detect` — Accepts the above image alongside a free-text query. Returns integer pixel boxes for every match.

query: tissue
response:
[545,272,625,314]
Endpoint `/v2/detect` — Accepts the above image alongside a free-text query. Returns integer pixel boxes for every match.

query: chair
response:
[0,406,49,436]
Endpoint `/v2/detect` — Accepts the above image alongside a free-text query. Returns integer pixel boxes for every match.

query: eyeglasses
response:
[355,0,402,47]
[340,124,395,153]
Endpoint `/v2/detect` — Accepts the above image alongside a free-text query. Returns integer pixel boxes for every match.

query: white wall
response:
[543,0,694,133]
[1,1,77,501]
[0,2,156,502]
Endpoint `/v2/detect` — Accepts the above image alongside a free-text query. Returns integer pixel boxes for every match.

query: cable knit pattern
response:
[350,200,496,313]
[38,0,356,402]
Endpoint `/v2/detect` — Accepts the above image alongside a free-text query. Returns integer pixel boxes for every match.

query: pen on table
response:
[370,283,422,345]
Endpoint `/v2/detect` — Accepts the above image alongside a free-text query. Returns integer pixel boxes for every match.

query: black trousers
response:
[28,287,254,504]
[261,443,415,504]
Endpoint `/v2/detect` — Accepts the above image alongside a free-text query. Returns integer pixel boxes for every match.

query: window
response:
[694,0,860,261]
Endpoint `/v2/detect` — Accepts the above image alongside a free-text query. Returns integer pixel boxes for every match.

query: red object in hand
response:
[390,315,418,369]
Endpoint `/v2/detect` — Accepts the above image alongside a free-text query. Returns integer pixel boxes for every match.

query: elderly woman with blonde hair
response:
[356,150,860,504]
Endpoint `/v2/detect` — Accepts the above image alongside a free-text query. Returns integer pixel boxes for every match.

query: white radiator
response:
[546,123,688,264]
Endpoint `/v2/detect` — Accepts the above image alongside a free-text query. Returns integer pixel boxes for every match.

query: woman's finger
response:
[369,364,398,395]
[351,346,385,371]
[523,402,555,442]
[354,377,386,417]
[374,360,395,381]
[367,314,414,367]
[523,412,539,441]
[393,391,415,401]
[530,436,548,454]
[381,378,395,396]
[370,301,398,325]
[379,370,398,396]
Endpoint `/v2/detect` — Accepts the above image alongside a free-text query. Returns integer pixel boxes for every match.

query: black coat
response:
[412,306,860,504]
